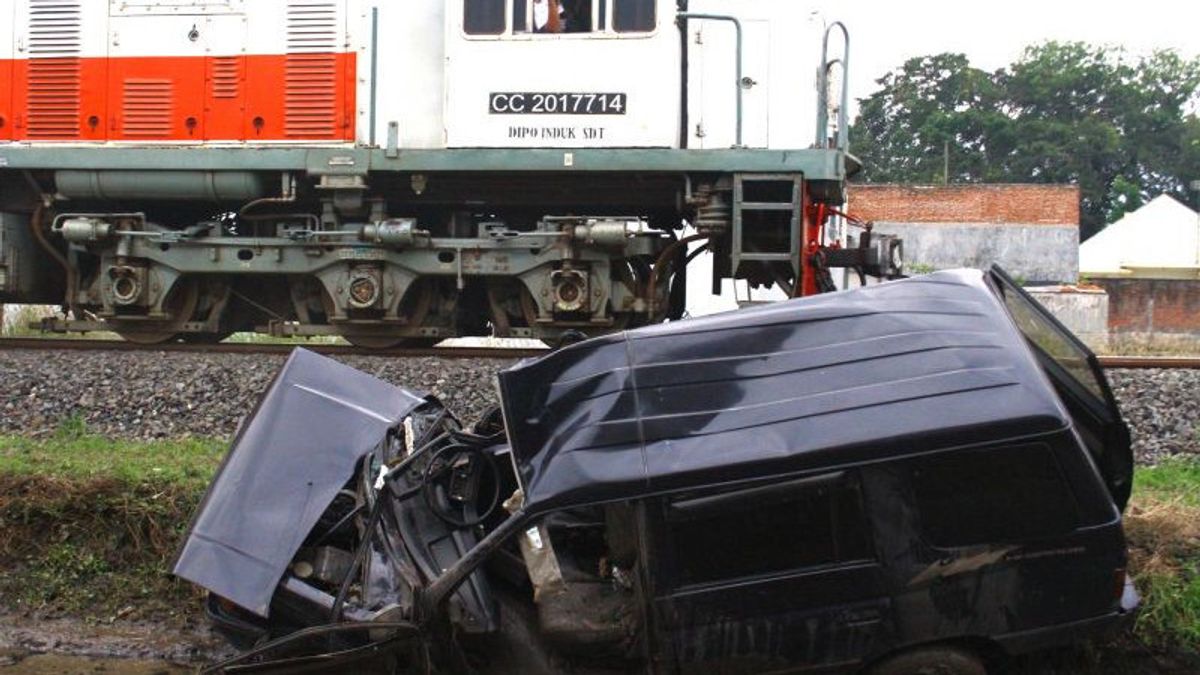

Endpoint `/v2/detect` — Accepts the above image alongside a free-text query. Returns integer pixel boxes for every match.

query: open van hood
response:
[173,349,425,616]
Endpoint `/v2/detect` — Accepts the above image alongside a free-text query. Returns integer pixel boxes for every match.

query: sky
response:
[689,0,1200,315]
[808,0,1200,116]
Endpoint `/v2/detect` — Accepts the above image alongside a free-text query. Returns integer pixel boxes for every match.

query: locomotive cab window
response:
[613,0,654,32]
[465,0,507,35]
[468,0,655,35]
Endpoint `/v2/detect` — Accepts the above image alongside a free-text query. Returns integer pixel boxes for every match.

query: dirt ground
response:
[1,612,1197,674]
[0,613,231,673]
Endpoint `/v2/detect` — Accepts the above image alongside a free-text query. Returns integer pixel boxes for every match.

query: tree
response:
[851,53,1010,185]
[849,43,1200,237]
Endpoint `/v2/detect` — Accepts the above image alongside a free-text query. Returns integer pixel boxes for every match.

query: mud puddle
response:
[0,613,232,674]
[0,651,189,674]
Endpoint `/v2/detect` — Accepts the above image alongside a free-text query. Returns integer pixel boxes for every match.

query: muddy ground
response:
[0,613,232,673]
[1,612,1197,673]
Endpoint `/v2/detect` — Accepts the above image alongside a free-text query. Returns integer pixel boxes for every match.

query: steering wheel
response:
[421,443,501,529]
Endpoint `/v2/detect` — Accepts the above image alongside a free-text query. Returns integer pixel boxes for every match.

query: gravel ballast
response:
[0,349,514,441]
[0,348,1196,464]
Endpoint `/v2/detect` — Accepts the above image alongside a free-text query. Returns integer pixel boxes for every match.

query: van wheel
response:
[868,646,987,675]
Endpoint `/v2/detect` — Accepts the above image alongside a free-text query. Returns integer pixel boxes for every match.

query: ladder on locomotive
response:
[730,174,803,281]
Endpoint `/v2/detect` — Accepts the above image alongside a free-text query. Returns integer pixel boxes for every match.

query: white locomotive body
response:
[0,0,892,346]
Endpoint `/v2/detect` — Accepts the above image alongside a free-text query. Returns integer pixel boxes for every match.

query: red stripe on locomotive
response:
[0,53,357,142]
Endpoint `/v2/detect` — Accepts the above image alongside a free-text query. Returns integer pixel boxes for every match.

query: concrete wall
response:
[1026,286,1109,348]
[1093,278,1200,336]
[848,184,1081,284]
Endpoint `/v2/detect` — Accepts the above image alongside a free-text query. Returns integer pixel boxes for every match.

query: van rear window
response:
[912,444,1079,547]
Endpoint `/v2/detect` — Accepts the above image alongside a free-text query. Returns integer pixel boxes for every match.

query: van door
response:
[648,472,889,672]
[444,0,680,148]
[988,265,1134,510]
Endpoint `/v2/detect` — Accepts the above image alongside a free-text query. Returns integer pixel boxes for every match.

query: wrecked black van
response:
[174,267,1139,674]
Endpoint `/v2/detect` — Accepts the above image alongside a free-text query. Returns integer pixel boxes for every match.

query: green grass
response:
[0,417,226,490]
[1124,458,1200,652]
[0,420,225,619]
[1133,459,1200,506]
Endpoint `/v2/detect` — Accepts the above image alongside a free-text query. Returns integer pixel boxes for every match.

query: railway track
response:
[0,336,1198,368]
[0,336,547,360]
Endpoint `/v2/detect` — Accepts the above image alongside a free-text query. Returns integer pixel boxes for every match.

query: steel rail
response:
[1097,355,1200,370]
[1,337,1198,368]
[0,336,546,360]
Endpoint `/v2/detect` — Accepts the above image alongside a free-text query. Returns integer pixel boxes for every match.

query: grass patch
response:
[1124,459,1200,652]
[0,474,208,620]
[1133,460,1200,506]
[0,420,226,620]
[0,417,225,491]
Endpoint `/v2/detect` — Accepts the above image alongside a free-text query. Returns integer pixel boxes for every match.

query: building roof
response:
[498,269,1070,514]
[1080,195,1200,277]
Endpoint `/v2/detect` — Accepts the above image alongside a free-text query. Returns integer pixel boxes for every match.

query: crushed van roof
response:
[498,269,1070,513]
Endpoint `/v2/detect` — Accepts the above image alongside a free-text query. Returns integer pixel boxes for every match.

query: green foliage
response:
[850,42,1200,238]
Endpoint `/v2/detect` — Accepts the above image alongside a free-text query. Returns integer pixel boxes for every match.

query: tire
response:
[867,645,987,675]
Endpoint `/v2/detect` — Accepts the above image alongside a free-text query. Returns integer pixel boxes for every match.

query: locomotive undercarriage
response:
[5,167,898,346]
[22,172,706,346]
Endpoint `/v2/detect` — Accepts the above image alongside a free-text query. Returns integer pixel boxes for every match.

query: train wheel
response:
[113,278,201,345]
[178,280,235,343]
[337,279,437,349]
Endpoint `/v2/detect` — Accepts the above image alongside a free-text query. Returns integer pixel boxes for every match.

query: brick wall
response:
[845,184,1082,283]
[848,184,1080,225]
[1094,278,1200,335]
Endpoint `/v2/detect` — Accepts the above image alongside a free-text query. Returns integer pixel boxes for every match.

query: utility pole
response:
[1190,180,1200,274]
[943,140,950,185]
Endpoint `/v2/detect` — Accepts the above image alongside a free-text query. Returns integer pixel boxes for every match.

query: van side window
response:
[613,0,655,32]
[465,0,506,35]
[912,444,1080,547]
[664,473,872,587]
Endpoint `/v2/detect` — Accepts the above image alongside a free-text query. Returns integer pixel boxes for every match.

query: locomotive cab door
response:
[685,0,824,150]
[444,0,681,148]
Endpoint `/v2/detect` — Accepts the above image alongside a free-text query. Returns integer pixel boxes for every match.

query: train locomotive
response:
[0,0,901,346]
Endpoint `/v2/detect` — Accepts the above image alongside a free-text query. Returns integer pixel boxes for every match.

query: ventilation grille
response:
[211,56,241,100]
[26,0,82,137]
[285,0,339,137]
[122,79,174,137]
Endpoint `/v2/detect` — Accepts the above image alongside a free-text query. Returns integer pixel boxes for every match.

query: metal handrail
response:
[677,12,744,148]
[816,21,850,151]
